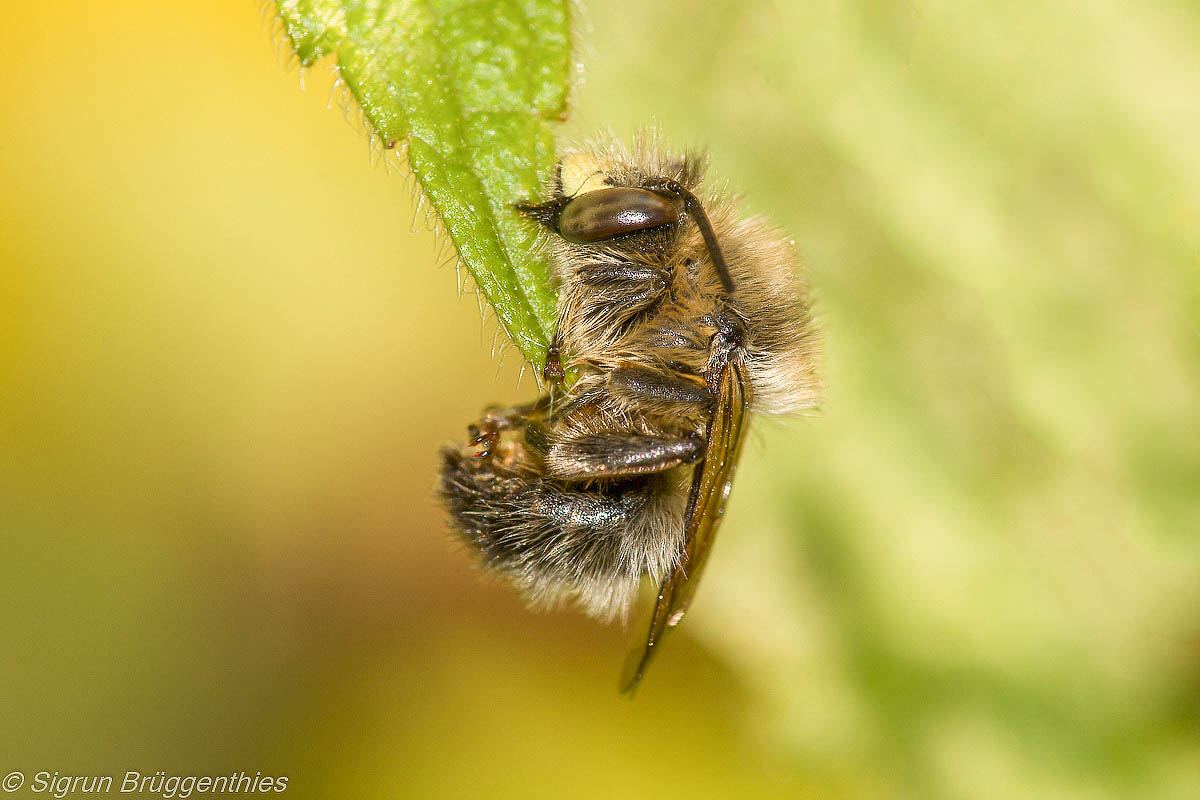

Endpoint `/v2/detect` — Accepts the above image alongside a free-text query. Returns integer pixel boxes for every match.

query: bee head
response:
[516,179,736,295]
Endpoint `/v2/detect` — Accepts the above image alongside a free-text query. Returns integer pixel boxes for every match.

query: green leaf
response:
[274,0,571,369]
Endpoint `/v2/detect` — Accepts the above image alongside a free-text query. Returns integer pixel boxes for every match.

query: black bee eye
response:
[557,188,682,244]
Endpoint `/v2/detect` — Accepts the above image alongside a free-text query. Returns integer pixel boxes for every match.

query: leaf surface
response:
[275,0,571,366]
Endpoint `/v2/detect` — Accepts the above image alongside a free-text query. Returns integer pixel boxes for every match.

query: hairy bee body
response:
[440,134,819,673]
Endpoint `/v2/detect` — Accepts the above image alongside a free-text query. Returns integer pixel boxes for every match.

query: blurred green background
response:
[2,0,1198,798]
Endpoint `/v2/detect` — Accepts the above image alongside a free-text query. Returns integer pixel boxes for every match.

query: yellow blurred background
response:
[2,0,1198,798]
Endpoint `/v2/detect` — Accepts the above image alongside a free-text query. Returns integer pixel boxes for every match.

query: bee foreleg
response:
[575,263,671,288]
[574,263,671,309]
[527,423,703,480]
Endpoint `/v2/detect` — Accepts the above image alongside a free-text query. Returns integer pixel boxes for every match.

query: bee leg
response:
[543,328,565,383]
[576,263,672,288]
[467,396,550,458]
[575,263,671,308]
[527,423,704,480]
[557,264,673,337]
[479,395,550,428]
[546,265,672,384]
[607,365,714,410]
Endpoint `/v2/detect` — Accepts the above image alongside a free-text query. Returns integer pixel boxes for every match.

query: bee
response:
[439,132,819,692]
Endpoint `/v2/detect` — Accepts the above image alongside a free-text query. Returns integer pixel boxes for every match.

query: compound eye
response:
[557,187,682,244]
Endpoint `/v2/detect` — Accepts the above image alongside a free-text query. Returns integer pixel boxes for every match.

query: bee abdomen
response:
[438,447,686,620]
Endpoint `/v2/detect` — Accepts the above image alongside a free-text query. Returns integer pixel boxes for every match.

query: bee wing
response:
[620,358,752,693]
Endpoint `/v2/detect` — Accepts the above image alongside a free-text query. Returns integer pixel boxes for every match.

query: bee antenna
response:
[648,179,735,295]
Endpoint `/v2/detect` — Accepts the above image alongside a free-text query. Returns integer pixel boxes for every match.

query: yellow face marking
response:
[560,151,609,197]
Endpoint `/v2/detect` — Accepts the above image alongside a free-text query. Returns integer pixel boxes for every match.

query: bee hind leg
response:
[526,422,704,481]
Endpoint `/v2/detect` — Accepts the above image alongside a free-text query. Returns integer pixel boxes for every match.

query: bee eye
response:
[557,188,682,244]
